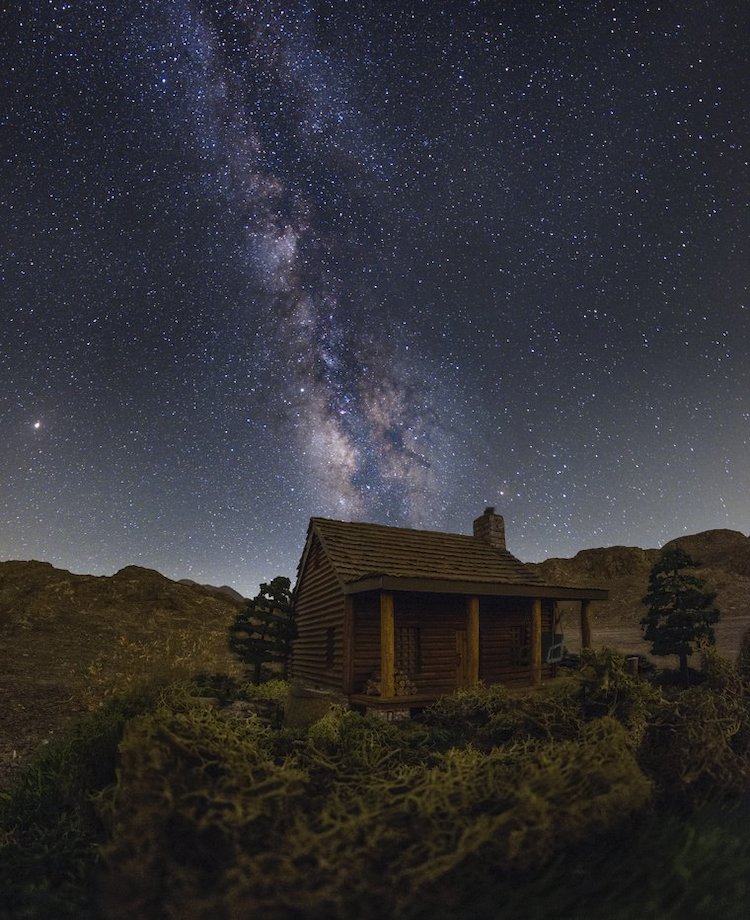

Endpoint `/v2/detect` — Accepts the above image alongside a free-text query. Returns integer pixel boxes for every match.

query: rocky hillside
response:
[178,578,246,603]
[0,561,245,787]
[528,529,750,659]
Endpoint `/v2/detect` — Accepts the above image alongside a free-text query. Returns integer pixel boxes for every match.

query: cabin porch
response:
[344,586,597,702]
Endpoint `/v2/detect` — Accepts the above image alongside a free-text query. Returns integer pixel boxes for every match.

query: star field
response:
[2,1,748,596]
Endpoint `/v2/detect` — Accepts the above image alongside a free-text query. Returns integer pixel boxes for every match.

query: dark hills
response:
[178,578,247,603]
[0,560,245,787]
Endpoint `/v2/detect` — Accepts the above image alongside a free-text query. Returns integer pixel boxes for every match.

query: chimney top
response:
[473,507,506,551]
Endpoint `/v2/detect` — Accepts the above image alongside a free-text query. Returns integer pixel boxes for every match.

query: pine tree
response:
[640,548,720,684]
[228,576,296,684]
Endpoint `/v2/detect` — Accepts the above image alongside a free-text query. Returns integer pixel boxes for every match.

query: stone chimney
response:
[472,507,506,551]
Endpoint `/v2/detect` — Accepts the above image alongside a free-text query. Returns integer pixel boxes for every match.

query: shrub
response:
[421,682,583,750]
[577,648,661,744]
[191,673,290,703]
[422,659,660,752]
[640,673,750,803]
[301,705,435,784]
[96,697,651,919]
[0,689,160,919]
[96,699,308,920]
[11,668,750,918]
[219,717,651,919]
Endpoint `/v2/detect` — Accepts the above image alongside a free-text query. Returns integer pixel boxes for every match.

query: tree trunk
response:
[679,652,689,686]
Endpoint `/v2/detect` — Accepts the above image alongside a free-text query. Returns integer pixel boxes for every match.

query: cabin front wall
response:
[352,592,467,697]
[351,591,557,697]
[479,596,556,687]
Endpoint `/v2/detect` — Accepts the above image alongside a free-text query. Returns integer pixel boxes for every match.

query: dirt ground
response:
[0,675,90,789]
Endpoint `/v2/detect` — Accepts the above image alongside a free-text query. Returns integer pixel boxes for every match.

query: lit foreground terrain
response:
[2,653,750,919]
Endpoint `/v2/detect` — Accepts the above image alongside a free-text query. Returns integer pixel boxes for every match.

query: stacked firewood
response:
[364,668,418,697]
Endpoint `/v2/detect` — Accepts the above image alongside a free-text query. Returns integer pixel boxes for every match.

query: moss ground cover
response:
[0,687,165,919]
[2,653,750,919]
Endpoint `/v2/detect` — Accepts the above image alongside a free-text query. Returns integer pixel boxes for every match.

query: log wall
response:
[479,597,555,686]
[396,593,467,696]
[294,570,560,696]
[353,591,521,696]
[351,593,380,692]
[290,536,345,690]
[353,592,469,695]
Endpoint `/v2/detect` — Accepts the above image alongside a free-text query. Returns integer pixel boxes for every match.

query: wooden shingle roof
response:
[303,517,608,601]
[311,517,541,585]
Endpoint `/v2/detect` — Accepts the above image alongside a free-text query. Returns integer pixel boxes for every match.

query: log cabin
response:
[290,508,607,717]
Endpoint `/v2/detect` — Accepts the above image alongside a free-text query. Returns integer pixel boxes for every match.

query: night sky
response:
[2,1,748,597]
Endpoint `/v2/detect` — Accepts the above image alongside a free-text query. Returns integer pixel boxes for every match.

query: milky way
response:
[187,3,459,522]
[2,1,748,595]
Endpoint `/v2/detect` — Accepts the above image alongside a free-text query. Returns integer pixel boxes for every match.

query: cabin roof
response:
[304,517,607,600]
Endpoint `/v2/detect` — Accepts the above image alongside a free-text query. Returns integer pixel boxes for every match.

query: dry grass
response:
[0,562,244,788]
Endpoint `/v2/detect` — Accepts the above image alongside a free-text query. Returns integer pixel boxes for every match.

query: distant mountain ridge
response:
[527,528,750,659]
[178,578,247,603]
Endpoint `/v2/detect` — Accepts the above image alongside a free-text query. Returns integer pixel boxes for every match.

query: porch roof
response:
[342,573,607,601]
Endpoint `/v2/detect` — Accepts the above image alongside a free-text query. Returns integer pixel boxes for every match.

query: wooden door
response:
[456,629,469,688]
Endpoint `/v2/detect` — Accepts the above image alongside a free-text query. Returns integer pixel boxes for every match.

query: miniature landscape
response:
[528,528,750,660]
[1,529,750,918]
[0,562,244,790]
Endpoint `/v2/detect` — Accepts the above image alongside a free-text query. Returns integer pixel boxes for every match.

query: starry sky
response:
[2,0,748,596]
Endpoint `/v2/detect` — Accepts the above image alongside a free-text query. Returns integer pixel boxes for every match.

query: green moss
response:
[641,689,750,803]
[96,699,307,919]
[97,693,651,919]
[7,669,750,918]
[191,673,290,703]
[0,689,160,919]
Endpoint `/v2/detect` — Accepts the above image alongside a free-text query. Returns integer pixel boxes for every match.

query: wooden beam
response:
[580,599,592,650]
[467,596,480,686]
[342,596,354,694]
[531,597,542,686]
[380,591,395,699]
[343,575,608,601]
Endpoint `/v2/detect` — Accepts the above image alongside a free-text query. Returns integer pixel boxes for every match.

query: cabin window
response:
[396,626,421,675]
[510,625,530,666]
[324,626,335,669]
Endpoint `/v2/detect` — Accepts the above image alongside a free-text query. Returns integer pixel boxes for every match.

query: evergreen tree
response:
[640,548,720,684]
[229,576,296,684]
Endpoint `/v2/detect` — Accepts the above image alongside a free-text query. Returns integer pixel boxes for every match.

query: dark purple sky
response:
[2,0,748,595]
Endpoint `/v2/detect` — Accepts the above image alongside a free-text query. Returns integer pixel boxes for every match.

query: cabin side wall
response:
[290,537,345,690]
[352,594,380,692]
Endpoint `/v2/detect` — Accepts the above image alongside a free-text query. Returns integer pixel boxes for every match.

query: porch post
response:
[380,591,395,699]
[467,596,480,686]
[580,599,592,650]
[342,595,354,694]
[531,597,542,686]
